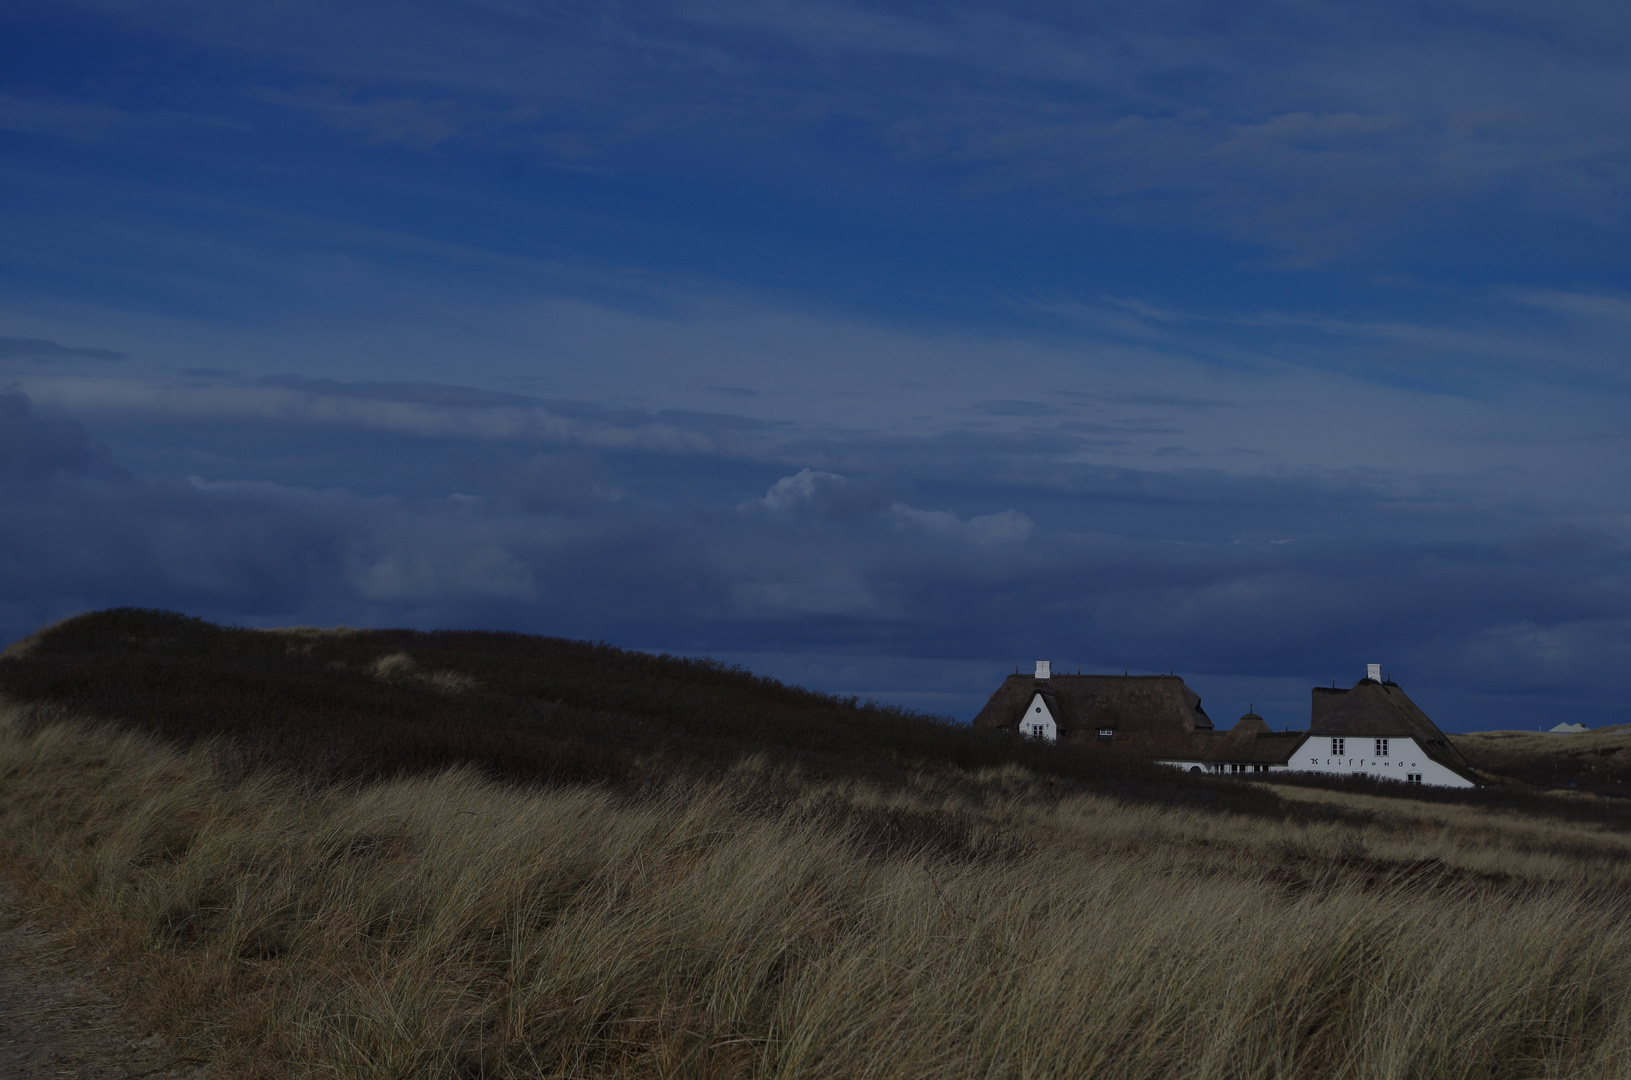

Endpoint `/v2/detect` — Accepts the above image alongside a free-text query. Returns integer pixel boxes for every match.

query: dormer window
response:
[1097,728,1114,741]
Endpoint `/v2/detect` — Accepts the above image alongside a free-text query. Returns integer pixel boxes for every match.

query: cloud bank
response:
[3,1,1630,730]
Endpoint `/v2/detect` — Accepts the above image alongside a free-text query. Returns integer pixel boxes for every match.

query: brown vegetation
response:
[1454,726,1631,791]
[6,609,1631,1078]
[6,709,1631,1080]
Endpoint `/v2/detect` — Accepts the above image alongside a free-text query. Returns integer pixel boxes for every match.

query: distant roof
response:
[972,673,1217,759]
[1549,722,1589,733]
[1206,712,1308,764]
[1309,678,1478,781]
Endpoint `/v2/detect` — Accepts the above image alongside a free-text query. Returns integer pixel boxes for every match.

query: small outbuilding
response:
[1200,711,1307,775]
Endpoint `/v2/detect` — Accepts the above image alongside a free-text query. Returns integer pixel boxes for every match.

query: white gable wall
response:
[1021,693,1058,742]
[1291,736,1473,788]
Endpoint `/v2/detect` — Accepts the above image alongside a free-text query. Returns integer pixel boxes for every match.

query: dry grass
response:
[1454,727,1631,790]
[5,709,1631,1080]
[372,651,482,695]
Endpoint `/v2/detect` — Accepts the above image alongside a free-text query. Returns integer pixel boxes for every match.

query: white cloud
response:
[758,468,849,512]
[1506,288,1631,326]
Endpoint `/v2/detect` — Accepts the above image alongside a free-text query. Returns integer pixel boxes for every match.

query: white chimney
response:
[1366,663,1382,682]
[1035,660,1051,679]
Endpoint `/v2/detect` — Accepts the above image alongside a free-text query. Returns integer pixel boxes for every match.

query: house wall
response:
[1156,760,1290,775]
[1022,693,1058,742]
[1290,737,1473,788]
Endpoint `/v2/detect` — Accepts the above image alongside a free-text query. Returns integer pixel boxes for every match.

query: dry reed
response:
[4,710,1631,1080]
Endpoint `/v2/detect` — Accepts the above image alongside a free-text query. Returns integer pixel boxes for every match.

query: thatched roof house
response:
[976,660,1480,787]
[972,662,1221,761]
[1306,672,1477,783]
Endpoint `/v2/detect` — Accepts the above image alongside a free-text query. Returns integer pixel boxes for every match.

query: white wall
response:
[1290,736,1473,788]
[1158,760,1289,775]
[1021,693,1058,742]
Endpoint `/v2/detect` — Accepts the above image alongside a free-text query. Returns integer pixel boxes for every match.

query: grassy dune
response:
[5,610,1631,1078]
[1454,727,1631,791]
[5,710,1631,1080]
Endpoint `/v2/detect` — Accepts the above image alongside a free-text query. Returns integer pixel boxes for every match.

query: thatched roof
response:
[1309,678,1477,779]
[1205,712,1310,765]
[973,673,1218,759]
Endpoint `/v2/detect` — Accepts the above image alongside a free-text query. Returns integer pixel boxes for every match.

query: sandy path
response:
[0,886,211,1079]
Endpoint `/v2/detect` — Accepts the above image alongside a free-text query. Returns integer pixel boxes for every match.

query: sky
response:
[3,0,1630,731]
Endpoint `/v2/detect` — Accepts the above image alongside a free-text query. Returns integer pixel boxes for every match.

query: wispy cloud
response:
[0,336,127,363]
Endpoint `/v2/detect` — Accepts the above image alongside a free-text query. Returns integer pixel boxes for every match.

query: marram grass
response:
[3,710,1631,1079]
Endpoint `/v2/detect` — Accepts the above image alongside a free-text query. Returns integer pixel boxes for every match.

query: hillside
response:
[1453,726,1631,790]
[3,609,1627,818]
[0,607,1292,817]
[6,610,1631,1078]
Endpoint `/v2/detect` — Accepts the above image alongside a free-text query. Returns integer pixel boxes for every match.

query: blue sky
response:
[3,0,1630,730]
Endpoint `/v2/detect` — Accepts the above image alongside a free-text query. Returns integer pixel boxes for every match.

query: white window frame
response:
[1375,738,1389,757]
[1331,737,1345,755]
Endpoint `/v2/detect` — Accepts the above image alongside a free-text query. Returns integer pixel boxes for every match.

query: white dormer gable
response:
[1022,693,1058,742]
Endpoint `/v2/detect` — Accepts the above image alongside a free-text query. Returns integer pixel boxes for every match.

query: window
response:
[1407,773,1422,784]
[1375,738,1389,757]
[1096,728,1114,741]
[1034,706,1043,713]
[1029,723,1047,737]
[1331,738,1345,755]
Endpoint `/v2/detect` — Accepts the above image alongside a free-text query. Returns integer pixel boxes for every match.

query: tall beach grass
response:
[5,707,1631,1079]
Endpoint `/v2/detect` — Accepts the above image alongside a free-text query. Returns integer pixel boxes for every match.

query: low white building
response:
[1293,665,1477,787]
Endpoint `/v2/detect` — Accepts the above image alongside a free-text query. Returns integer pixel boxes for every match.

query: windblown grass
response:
[5,709,1631,1080]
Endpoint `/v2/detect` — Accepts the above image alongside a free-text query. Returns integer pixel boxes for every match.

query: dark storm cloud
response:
[36,0,1631,263]
[3,3,1630,732]
[0,390,122,480]
[2,377,1627,729]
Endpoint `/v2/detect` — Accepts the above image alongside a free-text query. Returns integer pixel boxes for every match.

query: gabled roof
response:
[973,673,1217,759]
[1205,712,1309,765]
[1309,678,1478,780]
